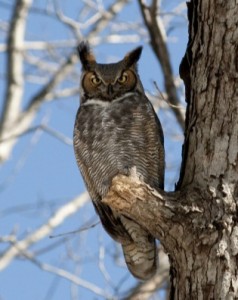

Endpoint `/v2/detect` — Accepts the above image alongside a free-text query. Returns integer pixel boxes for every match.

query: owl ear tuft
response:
[124,46,143,68]
[77,41,96,70]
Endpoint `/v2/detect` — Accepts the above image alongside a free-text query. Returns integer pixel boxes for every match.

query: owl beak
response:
[107,84,114,96]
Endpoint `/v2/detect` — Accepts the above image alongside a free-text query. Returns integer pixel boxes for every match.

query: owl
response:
[73,42,165,280]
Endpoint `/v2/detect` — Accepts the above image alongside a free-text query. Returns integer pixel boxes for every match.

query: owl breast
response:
[74,91,164,279]
[74,92,164,206]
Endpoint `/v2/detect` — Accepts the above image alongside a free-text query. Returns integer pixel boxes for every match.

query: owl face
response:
[78,42,144,102]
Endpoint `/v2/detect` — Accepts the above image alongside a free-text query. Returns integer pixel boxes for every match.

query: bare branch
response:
[0,0,131,164]
[54,2,83,39]
[0,123,73,146]
[0,40,76,51]
[49,219,99,238]
[102,168,203,244]
[32,259,114,299]
[98,241,114,286]
[0,34,141,53]
[87,0,130,38]
[0,193,89,270]
[0,0,32,161]
[12,246,114,299]
[0,120,45,190]
[138,0,185,130]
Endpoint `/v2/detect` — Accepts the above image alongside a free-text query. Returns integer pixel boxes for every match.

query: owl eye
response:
[91,74,101,85]
[118,72,128,84]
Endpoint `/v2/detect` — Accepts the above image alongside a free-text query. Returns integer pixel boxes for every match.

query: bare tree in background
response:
[0,0,187,299]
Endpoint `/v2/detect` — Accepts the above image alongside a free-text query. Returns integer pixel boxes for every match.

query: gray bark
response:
[104,0,238,298]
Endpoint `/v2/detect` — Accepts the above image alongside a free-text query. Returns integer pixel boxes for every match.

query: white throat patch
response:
[81,92,134,107]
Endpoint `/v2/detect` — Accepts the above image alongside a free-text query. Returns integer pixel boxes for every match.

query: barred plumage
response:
[73,42,165,280]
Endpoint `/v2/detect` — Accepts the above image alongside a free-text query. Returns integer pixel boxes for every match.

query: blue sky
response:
[0,1,187,299]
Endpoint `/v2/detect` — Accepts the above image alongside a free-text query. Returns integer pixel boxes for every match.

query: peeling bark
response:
[104,0,238,298]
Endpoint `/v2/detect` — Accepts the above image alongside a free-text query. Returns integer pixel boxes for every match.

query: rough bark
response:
[104,0,238,299]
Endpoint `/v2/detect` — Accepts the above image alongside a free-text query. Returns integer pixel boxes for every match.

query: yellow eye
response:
[118,72,128,84]
[91,74,101,85]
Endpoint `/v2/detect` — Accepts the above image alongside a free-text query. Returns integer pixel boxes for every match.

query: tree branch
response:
[0,193,88,270]
[24,253,113,299]
[138,0,185,130]
[0,0,130,164]
[102,168,204,250]
[0,0,32,162]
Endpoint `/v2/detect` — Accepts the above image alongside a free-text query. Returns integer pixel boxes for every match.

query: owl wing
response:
[124,94,164,190]
[73,107,131,242]
[73,94,164,279]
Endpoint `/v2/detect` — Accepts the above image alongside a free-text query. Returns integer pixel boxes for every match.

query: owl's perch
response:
[102,168,204,248]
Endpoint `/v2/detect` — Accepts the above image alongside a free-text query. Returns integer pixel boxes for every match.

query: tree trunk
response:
[104,0,238,299]
[175,0,238,297]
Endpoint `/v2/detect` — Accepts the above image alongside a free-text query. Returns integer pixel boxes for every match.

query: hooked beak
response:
[107,84,113,96]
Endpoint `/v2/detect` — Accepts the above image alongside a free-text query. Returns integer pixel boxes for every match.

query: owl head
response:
[77,42,144,103]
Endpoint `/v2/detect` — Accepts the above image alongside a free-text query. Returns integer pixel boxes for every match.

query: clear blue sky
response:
[0,1,187,299]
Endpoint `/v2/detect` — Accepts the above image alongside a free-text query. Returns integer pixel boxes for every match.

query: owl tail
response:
[120,216,157,280]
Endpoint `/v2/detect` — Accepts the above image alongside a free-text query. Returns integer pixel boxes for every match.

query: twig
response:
[15,246,114,299]
[0,124,73,146]
[49,220,100,238]
[31,259,114,299]
[0,192,89,270]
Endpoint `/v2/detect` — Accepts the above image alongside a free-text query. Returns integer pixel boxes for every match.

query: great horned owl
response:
[73,42,165,280]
